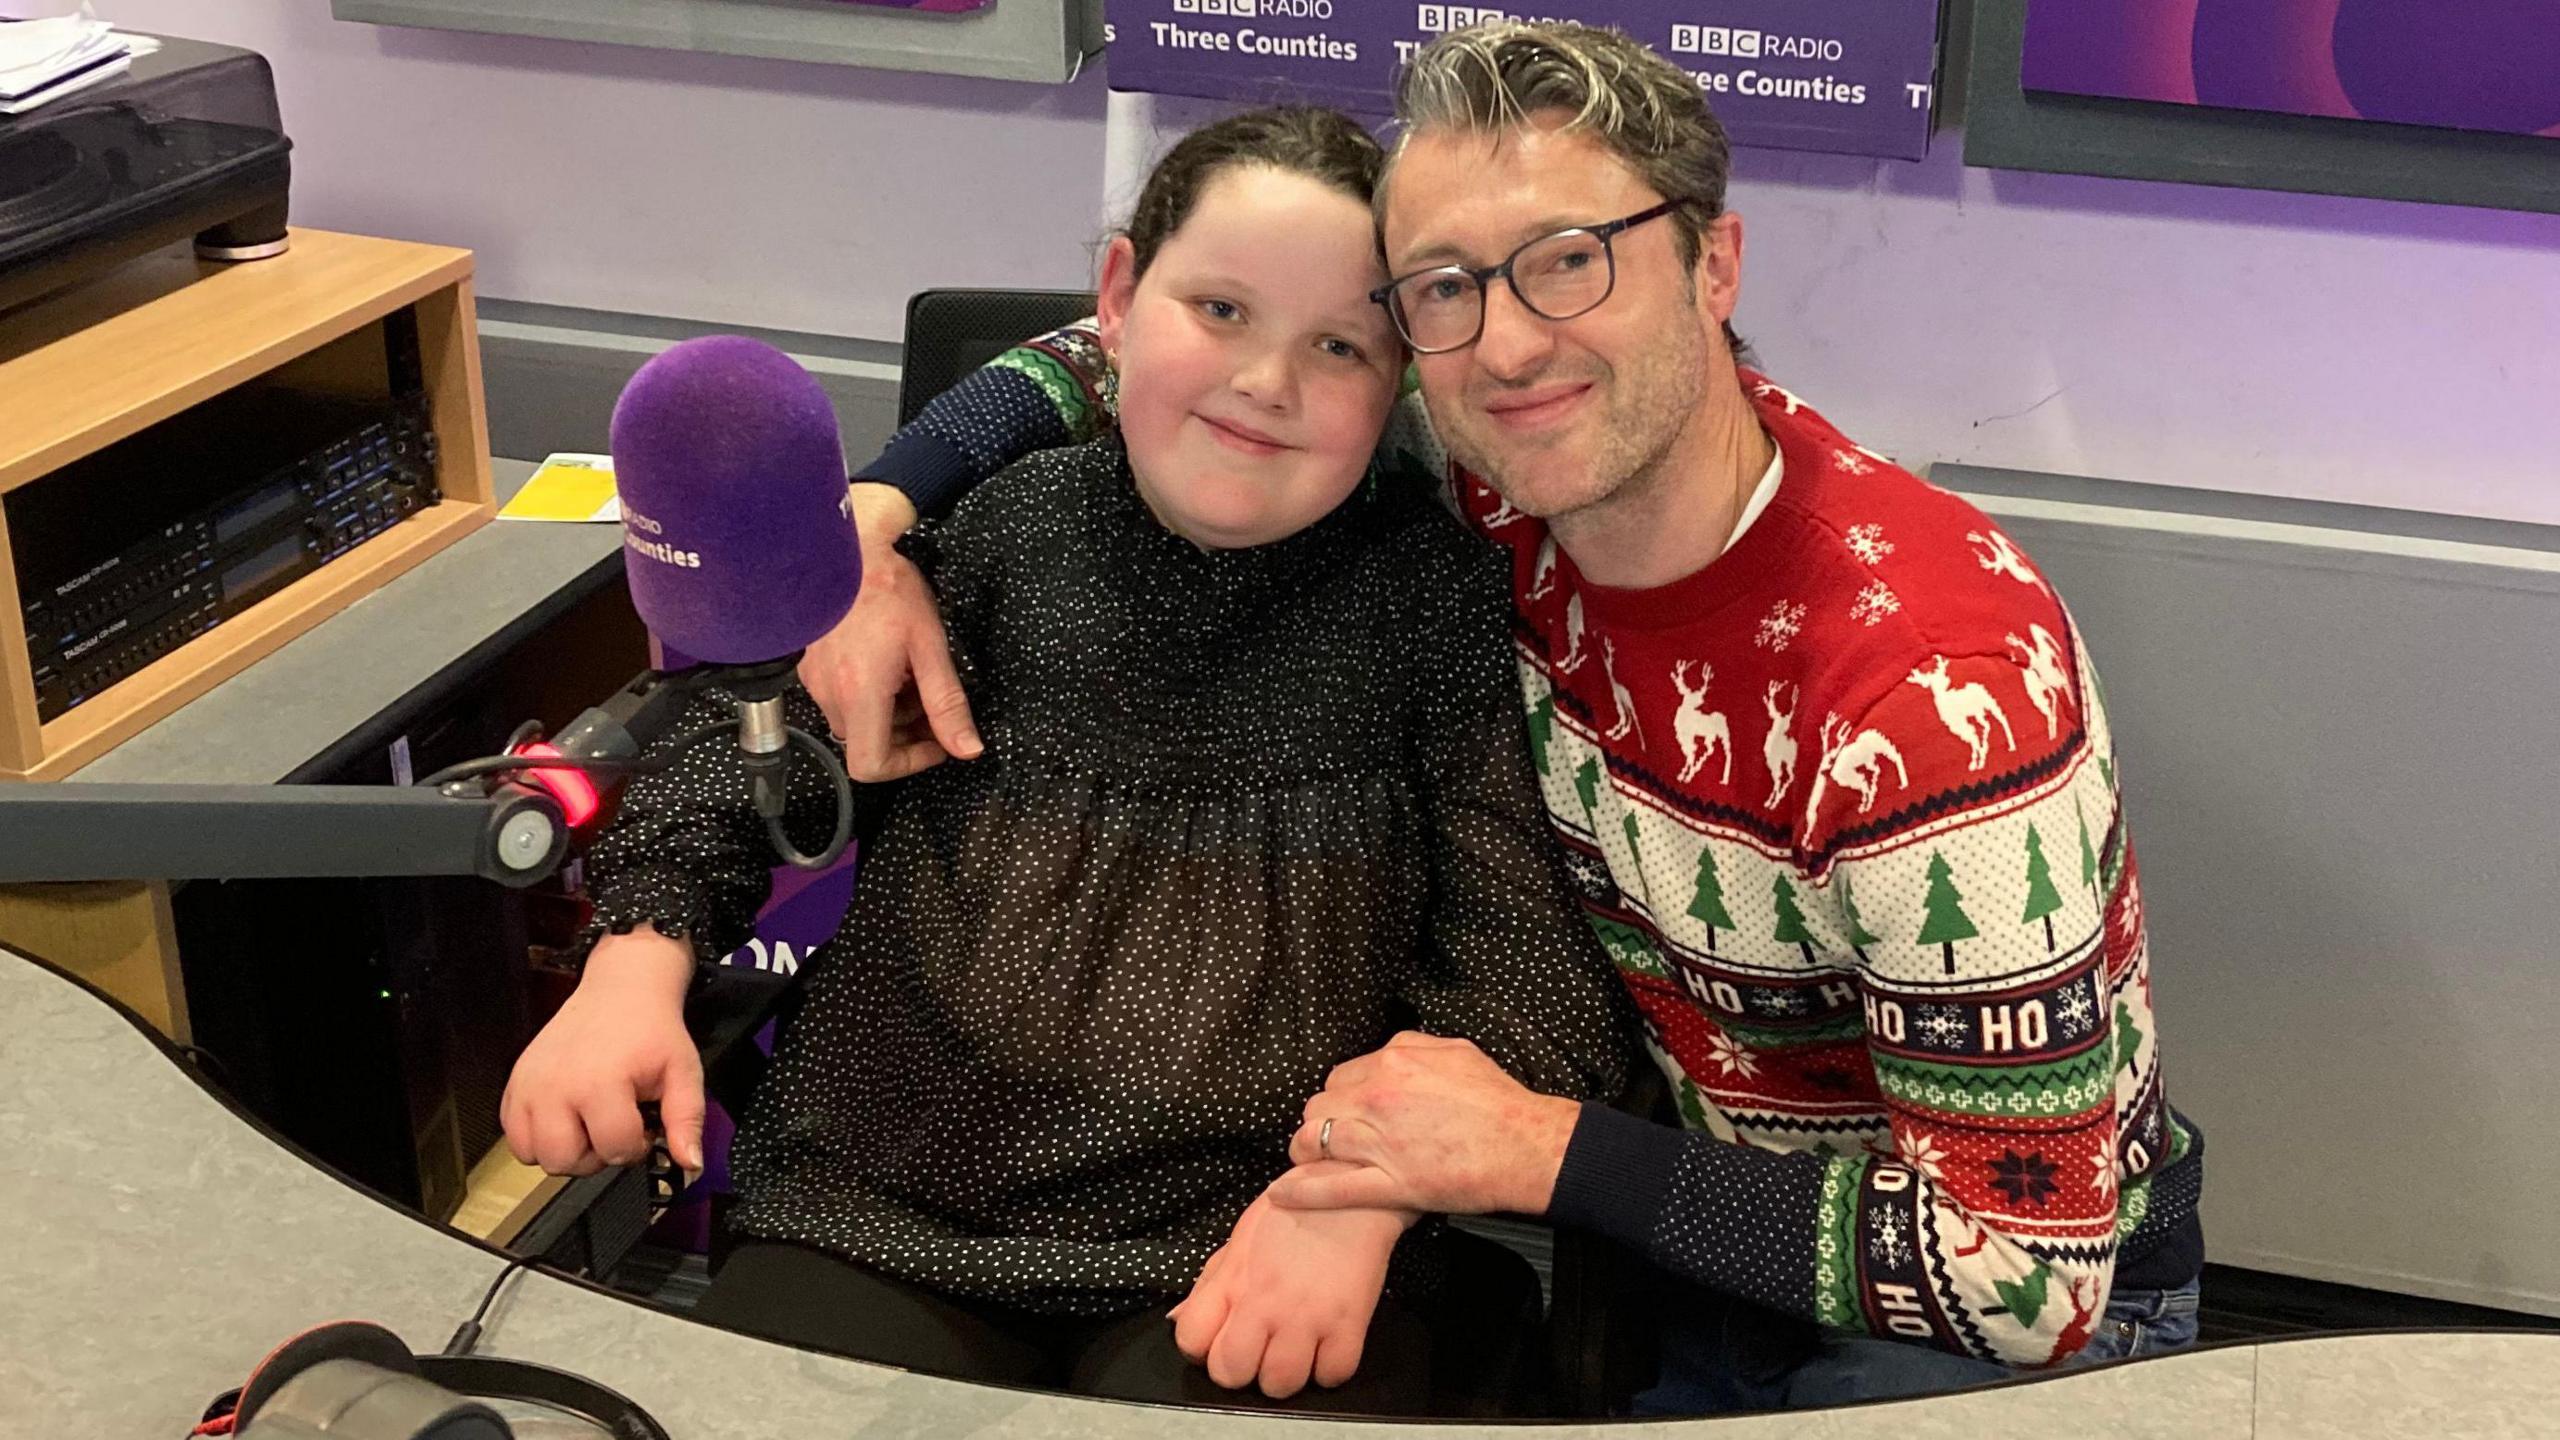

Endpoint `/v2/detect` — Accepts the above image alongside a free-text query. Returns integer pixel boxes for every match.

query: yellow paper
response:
[499,453,621,523]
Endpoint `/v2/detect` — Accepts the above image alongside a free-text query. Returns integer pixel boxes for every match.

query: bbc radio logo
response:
[1417,5,1512,32]
[1174,0,1256,14]
[1671,24,1760,57]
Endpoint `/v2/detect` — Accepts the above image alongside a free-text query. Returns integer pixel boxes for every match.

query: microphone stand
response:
[0,662,852,888]
[548,655,854,870]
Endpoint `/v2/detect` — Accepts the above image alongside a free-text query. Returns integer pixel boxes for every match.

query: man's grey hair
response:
[1386,20,1748,357]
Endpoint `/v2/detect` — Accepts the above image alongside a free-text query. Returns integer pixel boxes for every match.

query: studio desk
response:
[8,942,2560,1436]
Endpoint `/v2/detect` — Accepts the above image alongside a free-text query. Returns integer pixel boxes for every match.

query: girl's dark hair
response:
[1123,106,1385,277]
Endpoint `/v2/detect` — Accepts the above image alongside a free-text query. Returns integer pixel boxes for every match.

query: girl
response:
[502,107,1628,1413]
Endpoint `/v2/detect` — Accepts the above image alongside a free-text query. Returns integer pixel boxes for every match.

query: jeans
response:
[1632,1278,2203,1416]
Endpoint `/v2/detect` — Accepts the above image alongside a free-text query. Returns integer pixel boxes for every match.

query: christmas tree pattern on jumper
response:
[1915,849,1980,974]
[1528,693,1556,778]
[2076,797,2100,898]
[1838,869,1880,963]
[1988,1259,2058,1327]
[1688,842,1734,956]
[1772,873,1824,965]
[2020,823,2064,952]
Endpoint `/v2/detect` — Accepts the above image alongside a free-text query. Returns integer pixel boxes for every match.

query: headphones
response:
[194,1319,670,1439]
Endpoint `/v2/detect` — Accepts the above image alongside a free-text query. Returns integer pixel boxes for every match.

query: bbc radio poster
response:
[1103,0,1946,161]
[2022,1,2560,141]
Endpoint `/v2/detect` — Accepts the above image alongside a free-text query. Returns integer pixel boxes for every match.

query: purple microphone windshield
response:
[609,336,860,665]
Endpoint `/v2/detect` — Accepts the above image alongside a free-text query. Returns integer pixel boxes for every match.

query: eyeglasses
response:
[1370,201,1685,355]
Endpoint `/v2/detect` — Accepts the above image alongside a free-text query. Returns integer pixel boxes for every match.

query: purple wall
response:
[2023,0,2560,139]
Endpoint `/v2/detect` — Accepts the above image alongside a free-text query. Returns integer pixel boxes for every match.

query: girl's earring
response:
[1099,351,1121,423]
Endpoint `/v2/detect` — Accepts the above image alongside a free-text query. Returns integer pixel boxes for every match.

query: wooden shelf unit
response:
[0,229,496,782]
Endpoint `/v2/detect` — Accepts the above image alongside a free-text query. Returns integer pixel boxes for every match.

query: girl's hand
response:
[500,926,704,1177]
[1168,1181,1415,1399]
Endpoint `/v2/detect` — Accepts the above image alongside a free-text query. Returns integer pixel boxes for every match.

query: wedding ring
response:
[1318,1117,1335,1160]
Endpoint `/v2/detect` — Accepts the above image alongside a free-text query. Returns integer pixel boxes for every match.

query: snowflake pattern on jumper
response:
[1756,600,1808,652]
[2091,1136,2119,1202]
[1844,523,1894,565]
[1850,580,1902,626]
[1898,1131,1950,1182]
[1989,1149,2063,1208]
[2056,984,2097,1037]
[1868,1206,1912,1267]
[1564,849,1614,904]
[1915,1004,1969,1049]
[1705,1030,1760,1080]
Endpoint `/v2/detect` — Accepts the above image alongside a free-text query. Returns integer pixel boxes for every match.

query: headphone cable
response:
[442,1253,538,1358]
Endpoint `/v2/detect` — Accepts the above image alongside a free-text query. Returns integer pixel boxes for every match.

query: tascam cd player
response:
[11,391,438,722]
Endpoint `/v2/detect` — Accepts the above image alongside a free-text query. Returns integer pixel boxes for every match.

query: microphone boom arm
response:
[0,662,853,889]
[0,780,571,887]
[0,670,689,889]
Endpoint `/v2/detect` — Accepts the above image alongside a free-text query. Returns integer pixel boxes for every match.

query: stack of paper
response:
[498,454,623,524]
[0,16,132,116]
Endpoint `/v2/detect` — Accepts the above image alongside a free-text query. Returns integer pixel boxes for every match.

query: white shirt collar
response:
[1720,447,1786,558]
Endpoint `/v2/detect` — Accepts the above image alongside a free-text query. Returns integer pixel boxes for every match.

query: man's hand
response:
[1271,1032,1582,1217]
[499,926,704,1177]
[1168,1187,1412,1399]
[798,482,980,781]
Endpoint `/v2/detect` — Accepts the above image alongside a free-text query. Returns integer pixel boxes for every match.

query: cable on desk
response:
[442,1253,539,1358]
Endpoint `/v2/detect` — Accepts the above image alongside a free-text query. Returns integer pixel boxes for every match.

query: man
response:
[808,21,2203,1413]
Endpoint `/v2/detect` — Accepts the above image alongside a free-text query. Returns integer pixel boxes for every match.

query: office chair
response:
[895,288,1100,427]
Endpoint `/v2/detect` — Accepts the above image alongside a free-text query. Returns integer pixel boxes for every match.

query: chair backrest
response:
[897,288,1099,427]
